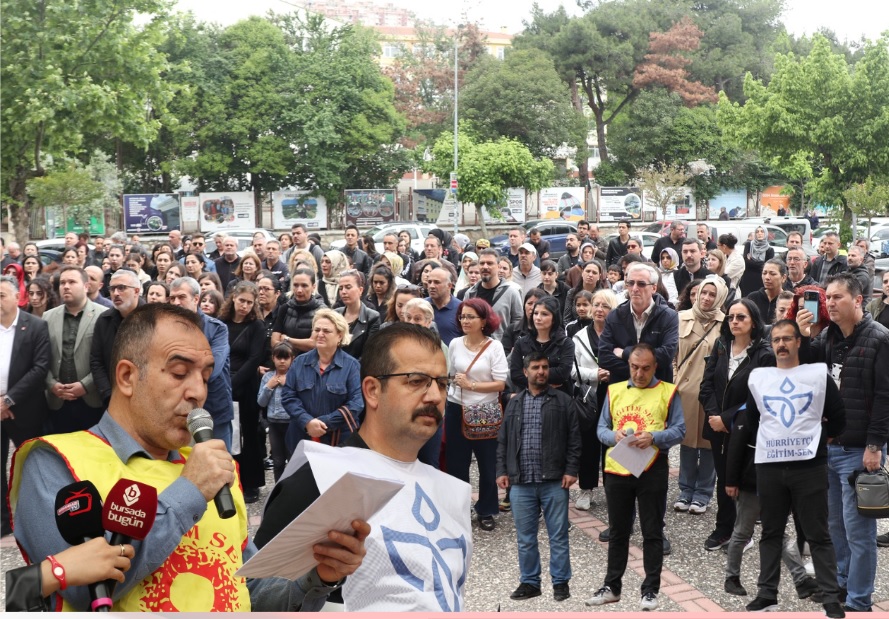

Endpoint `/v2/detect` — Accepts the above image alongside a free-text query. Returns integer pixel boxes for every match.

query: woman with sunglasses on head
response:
[335,270,380,361]
[281,309,364,454]
[446,298,507,531]
[699,299,774,554]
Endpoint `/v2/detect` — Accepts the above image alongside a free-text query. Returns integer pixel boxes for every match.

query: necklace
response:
[464,336,486,351]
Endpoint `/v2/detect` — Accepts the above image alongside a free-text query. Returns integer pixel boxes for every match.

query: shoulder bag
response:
[460,339,503,440]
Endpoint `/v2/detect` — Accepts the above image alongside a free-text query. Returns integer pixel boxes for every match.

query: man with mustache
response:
[734,319,845,617]
[256,323,473,611]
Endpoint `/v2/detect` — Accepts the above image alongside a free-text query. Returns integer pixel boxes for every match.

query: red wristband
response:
[47,554,67,591]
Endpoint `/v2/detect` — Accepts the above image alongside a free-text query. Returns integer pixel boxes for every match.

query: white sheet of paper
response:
[609,435,657,478]
[235,471,404,580]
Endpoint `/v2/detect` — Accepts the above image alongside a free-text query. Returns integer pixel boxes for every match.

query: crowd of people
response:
[0,217,887,614]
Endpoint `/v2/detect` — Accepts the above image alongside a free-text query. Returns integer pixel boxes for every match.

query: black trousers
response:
[47,399,103,435]
[604,455,668,596]
[578,425,602,490]
[756,463,839,603]
[234,397,265,489]
[710,432,737,537]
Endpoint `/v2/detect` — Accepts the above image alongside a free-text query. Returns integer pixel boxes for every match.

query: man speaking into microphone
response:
[9,303,368,612]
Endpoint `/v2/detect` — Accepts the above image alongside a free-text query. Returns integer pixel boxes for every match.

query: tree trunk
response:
[570,81,590,189]
[8,168,32,241]
[594,109,608,163]
[476,204,488,238]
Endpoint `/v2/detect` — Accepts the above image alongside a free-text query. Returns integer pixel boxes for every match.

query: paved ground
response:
[3,448,888,612]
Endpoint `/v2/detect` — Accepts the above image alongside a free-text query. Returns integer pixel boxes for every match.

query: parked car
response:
[329,222,438,256]
[488,220,578,261]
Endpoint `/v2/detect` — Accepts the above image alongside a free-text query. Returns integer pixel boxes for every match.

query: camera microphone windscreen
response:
[54,481,105,545]
[102,479,157,543]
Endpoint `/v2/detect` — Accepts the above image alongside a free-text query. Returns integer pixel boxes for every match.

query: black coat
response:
[336,303,380,360]
[225,318,266,400]
[496,387,581,483]
[90,307,125,406]
[508,296,575,394]
[739,241,774,296]
[272,295,326,341]
[2,311,51,444]
[698,337,775,442]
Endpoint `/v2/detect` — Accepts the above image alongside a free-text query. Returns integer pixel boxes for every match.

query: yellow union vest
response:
[604,380,677,476]
[9,431,250,612]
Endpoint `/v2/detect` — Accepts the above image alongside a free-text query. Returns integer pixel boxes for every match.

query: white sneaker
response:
[674,499,691,512]
[586,585,620,606]
[688,501,708,515]
[575,491,592,511]
[640,592,659,611]
[804,560,815,577]
[743,538,755,553]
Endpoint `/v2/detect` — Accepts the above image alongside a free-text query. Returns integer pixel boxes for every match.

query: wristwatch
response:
[2,395,13,408]
[866,444,881,453]
[46,554,67,590]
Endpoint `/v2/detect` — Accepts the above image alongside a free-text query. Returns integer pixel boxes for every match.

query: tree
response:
[460,49,586,158]
[718,34,889,220]
[27,163,105,233]
[424,130,553,237]
[843,177,889,235]
[635,164,689,221]
[1,0,173,241]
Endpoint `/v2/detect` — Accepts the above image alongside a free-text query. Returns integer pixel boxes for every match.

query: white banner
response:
[198,192,256,232]
[750,364,827,464]
[272,191,327,230]
[539,187,585,221]
[481,188,526,224]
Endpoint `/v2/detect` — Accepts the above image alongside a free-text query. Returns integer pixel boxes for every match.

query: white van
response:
[748,216,814,249]
[709,223,791,257]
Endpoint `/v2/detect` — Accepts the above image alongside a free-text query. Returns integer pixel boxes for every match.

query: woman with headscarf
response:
[658,247,681,307]
[565,242,597,289]
[379,251,411,287]
[740,226,774,297]
[455,251,479,292]
[674,275,728,515]
[3,263,29,308]
[318,249,349,308]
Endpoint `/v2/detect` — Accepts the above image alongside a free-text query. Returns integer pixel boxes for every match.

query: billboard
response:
[540,187,585,220]
[599,187,643,222]
[759,185,791,216]
[708,189,747,219]
[272,191,327,229]
[123,194,181,233]
[198,192,256,232]
[344,189,396,227]
[52,211,105,236]
[481,188,526,224]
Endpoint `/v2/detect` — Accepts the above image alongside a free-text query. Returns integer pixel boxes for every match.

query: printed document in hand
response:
[235,471,404,580]
[609,435,657,478]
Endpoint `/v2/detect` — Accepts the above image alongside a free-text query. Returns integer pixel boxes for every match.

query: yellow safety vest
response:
[604,380,676,476]
[9,431,250,612]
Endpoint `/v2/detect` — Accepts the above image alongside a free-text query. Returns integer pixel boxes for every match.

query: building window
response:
[382,43,402,58]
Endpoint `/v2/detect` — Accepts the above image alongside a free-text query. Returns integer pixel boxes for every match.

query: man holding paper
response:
[588,344,685,611]
[255,323,473,612]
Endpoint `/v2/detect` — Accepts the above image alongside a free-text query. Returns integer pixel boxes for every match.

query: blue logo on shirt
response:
[763,377,814,428]
[381,483,468,611]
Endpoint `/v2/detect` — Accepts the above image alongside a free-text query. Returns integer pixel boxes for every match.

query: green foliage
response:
[591,159,629,187]
[635,164,689,221]
[461,49,586,157]
[718,34,889,219]
[844,177,889,223]
[27,162,105,232]
[1,0,174,240]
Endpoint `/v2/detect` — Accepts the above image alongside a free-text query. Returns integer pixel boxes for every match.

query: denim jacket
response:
[281,348,364,452]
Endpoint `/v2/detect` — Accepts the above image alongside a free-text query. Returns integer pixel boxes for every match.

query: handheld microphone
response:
[626,428,634,436]
[101,479,157,595]
[187,408,236,519]
[54,481,112,612]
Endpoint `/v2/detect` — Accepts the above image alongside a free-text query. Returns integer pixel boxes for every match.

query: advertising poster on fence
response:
[481,188,526,224]
[708,189,748,219]
[123,194,181,233]
[198,192,255,232]
[344,189,396,227]
[759,185,791,217]
[272,191,327,229]
[539,187,585,220]
[599,187,643,221]
[180,195,200,227]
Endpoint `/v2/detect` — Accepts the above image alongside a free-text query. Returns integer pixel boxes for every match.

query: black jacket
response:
[336,303,380,360]
[90,307,125,405]
[214,255,241,290]
[809,254,848,285]
[225,318,266,400]
[848,265,872,304]
[605,236,629,267]
[699,337,775,442]
[801,314,889,448]
[341,246,372,276]
[496,387,581,484]
[673,264,713,298]
[739,241,774,296]
[649,236,683,264]
[598,293,679,384]
[272,295,326,341]
[2,311,51,445]
[746,288,780,325]
[508,296,575,394]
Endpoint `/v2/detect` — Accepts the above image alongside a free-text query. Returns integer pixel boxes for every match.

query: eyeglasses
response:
[727,314,749,322]
[458,315,479,321]
[374,372,452,393]
[624,280,653,288]
[108,284,137,293]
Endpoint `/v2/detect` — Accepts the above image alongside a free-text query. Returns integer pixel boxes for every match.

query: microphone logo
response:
[123,483,141,507]
[56,487,93,517]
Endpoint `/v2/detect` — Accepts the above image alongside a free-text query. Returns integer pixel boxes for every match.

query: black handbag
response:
[571,355,598,432]
[849,466,889,519]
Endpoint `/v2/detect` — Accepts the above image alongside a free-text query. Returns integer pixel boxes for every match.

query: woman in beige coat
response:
[673,275,728,514]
